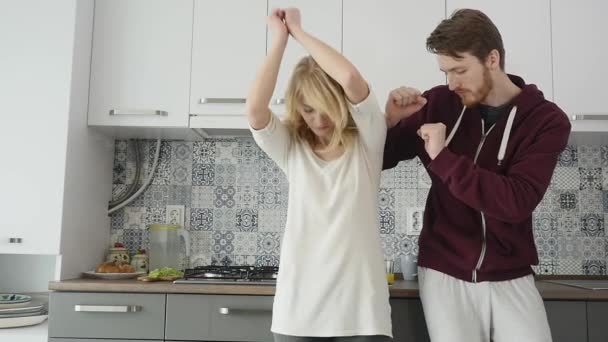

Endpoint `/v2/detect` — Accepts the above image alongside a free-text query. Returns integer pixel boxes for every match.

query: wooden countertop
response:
[49,277,608,300]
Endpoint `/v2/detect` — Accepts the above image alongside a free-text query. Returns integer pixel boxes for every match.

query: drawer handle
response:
[571,114,608,120]
[74,305,142,313]
[200,98,246,104]
[9,237,23,244]
[218,307,271,315]
[109,109,168,116]
[272,98,285,105]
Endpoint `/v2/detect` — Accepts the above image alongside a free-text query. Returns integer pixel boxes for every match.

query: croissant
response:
[96,261,135,273]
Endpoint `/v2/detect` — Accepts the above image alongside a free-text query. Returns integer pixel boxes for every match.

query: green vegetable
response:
[148,267,183,278]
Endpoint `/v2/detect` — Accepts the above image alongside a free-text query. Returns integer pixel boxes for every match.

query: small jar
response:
[107,247,130,264]
[131,253,148,273]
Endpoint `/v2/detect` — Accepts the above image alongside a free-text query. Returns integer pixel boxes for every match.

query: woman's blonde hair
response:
[284,56,357,151]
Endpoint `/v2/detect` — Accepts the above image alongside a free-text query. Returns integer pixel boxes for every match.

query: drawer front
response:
[50,339,157,342]
[48,292,165,340]
[166,294,273,341]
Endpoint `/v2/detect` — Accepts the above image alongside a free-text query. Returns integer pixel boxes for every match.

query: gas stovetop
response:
[173,265,278,285]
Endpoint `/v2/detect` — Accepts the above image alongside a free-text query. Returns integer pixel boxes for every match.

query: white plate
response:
[0,314,47,329]
[0,309,46,319]
[82,271,145,280]
[0,294,31,305]
[0,304,45,314]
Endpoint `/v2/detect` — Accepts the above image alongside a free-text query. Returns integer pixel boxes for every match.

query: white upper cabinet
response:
[88,0,193,127]
[446,0,553,100]
[189,0,267,129]
[343,0,445,104]
[552,1,608,123]
[268,0,343,116]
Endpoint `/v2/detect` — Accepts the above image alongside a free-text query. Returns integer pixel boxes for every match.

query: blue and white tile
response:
[557,214,582,238]
[112,184,127,201]
[150,142,172,185]
[379,210,396,234]
[259,157,285,187]
[536,190,558,213]
[581,213,604,237]
[396,234,415,256]
[533,259,558,275]
[579,190,603,214]
[215,139,239,164]
[550,167,580,190]
[115,140,128,153]
[168,185,191,206]
[381,234,398,260]
[236,186,259,209]
[189,231,212,257]
[144,185,168,208]
[558,237,583,260]
[124,207,146,230]
[171,163,192,186]
[212,231,235,255]
[173,142,193,162]
[255,255,280,267]
[113,160,126,184]
[192,164,215,186]
[557,145,578,167]
[191,186,215,208]
[122,228,147,254]
[581,237,605,260]
[145,207,166,225]
[215,164,237,186]
[378,188,395,211]
[257,233,281,255]
[236,209,258,232]
[555,190,578,212]
[233,232,258,255]
[190,254,212,268]
[110,231,124,246]
[212,208,237,230]
[533,213,559,236]
[258,209,286,232]
[417,188,430,207]
[603,192,608,212]
[582,260,606,275]
[214,186,236,208]
[535,235,558,259]
[580,168,602,190]
[601,146,608,167]
[578,145,603,168]
[394,161,418,189]
[234,255,257,266]
[212,254,235,266]
[557,259,582,275]
[238,138,260,164]
[193,140,216,164]
[258,186,287,209]
[380,169,395,188]
[236,163,260,187]
[110,209,125,231]
[190,208,213,231]
[603,168,608,190]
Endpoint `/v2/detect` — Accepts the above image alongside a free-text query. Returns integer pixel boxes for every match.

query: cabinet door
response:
[390,299,430,342]
[189,0,267,129]
[0,0,75,255]
[552,1,608,130]
[343,0,445,106]
[588,302,608,342]
[545,301,587,342]
[267,0,342,116]
[166,294,273,341]
[446,0,553,100]
[88,0,193,127]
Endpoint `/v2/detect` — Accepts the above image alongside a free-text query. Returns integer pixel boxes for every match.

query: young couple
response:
[246,7,570,342]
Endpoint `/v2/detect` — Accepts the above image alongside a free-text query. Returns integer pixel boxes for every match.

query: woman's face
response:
[300,103,334,139]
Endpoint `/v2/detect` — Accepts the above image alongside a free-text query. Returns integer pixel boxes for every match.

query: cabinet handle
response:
[109,109,168,116]
[8,238,22,244]
[272,98,285,105]
[74,305,142,313]
[571,114,608,120]
[218,307,271,315]
[199,98,246,104]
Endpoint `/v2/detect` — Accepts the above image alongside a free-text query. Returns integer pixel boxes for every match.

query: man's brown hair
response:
[426,9,505,70]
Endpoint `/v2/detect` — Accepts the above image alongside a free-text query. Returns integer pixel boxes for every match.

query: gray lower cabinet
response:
[390,299,429,342]
[165,294,274,342]
[545,301,587,342]
[587,302,608,342]
[49,340,157,342]
[48,292,165,340]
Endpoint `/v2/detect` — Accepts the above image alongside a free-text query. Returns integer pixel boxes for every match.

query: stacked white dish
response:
[0,294,48,329]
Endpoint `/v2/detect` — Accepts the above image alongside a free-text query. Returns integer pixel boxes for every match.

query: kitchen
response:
[1,0,608,341]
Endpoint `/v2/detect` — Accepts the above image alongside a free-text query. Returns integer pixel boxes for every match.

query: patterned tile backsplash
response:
[110,140,608,275]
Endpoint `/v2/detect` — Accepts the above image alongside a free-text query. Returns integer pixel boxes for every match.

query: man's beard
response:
[459,67,492,107]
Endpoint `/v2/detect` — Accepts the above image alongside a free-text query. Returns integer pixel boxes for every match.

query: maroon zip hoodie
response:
[383,75,571,282]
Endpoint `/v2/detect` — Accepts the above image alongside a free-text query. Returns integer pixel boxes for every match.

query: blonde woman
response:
[246,7,392,342]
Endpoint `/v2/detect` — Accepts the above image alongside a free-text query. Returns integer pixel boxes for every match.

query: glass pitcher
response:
[148,224,190,271]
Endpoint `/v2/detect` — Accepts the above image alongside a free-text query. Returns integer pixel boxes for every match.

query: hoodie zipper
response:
[472,120,495,283]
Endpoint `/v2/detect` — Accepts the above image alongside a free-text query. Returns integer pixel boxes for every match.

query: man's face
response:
[437,52,492,107]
